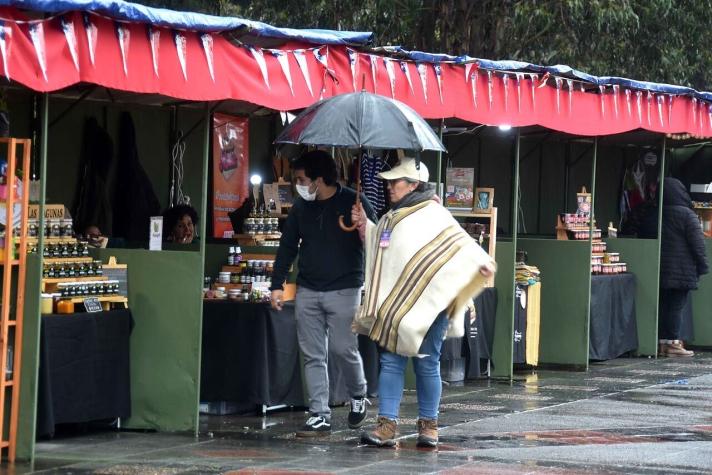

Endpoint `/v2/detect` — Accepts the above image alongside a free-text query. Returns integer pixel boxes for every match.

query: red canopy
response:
[1,10,710,138]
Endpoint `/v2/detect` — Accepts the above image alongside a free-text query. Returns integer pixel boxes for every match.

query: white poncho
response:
[354,200,495,356]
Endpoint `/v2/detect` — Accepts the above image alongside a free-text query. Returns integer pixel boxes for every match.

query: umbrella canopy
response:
[275,91,446,152]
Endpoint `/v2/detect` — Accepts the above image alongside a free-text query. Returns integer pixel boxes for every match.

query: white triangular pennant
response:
[471,71,478,109]
[708,104,712,131]
[487,70,493,110]
[147,26,160,77]
[567,79,574,115]
[0,22,12,80]
[293,49,313,97]
[657,95,664,126]
[555,77,562,114]
[61,16,80,72]
[384,57,396,98]
[646,91,653,126]
[416,62,428,103]
[529,74,538,110]
[400,61,414,94]
[82,13,97,67]
[116,23,130,77]
[465,62,474,82]
[249,46,269,89]
[517,73,524,112]
[434,63,444,103]
[503,73,510,112]
[599,85,605,117]
[174,31,188,81]
[625,89,632,116]
[200,33,215,83]
[636,91,643,123]
[612,85,619,118]
[271,50,292,95]
[668,95,674,125]
[346,48,358,91]
[369,54,378,93]
[29,22,48,82]
[313,47,332,99]
[692,97,698,127]
[699,102,705,133]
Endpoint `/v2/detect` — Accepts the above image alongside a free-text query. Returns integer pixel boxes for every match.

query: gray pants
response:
[295,287,367,418]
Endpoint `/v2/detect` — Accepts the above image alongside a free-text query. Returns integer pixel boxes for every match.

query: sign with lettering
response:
[28,204,67,220]
[83,297,103,313]
[212,113,249,238]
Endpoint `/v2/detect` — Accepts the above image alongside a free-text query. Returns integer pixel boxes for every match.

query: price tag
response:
[379,229,392,248]
[84,297,103,313]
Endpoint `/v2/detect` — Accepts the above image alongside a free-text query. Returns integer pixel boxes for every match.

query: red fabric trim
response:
[1,11,710,137]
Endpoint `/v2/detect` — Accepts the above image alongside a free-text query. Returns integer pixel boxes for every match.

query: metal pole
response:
[195,103,211,437]
[437,118,444,197]
[589,137,598,241]
[512,129,521,237]
[655,136,667,354]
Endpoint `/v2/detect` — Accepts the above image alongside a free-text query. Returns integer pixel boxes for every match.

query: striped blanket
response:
[354,200,495,356]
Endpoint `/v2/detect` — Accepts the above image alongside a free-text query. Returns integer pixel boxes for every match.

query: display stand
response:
[0,137,31,462]
[451,207,497,287]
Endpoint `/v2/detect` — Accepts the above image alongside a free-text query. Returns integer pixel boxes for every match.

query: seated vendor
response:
[83,224,109,248]
[163,204,199,244]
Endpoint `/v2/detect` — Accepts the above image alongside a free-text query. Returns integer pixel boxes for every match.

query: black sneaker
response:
[296,415,331,437]
[348,397,370,429]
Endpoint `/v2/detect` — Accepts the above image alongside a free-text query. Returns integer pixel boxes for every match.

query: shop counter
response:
[589,273,638,360]
[37,309,132,437]
[200,301,304,408]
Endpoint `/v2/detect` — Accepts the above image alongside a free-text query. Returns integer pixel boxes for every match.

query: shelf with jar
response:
[204,247,277,302]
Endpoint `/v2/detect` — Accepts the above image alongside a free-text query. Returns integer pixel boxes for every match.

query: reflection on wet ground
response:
[7,354,712,474]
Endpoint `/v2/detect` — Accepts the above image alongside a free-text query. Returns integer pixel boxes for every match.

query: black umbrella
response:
[275,91,445,152]
[275,91,446,230]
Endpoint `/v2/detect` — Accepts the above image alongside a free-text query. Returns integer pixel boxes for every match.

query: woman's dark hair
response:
[403,178,428,192]
[163,204,199,232]
[291,150,337,186]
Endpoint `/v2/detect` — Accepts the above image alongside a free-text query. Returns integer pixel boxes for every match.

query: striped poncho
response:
[353,200,495,356]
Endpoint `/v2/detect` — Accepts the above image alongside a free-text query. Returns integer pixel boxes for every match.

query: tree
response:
[136,0,712,91]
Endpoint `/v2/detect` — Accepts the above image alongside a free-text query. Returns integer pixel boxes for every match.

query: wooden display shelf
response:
[43,276,108,284]
[42,256,94,263]
[235,233,282,247]
[0,260,20,266]
[212,282,251,291]
[450,210,496,218]
[62,295,128,306]
[24,237,79,243]
[450,207,497,287]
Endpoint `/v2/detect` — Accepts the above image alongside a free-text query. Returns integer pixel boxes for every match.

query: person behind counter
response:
[163,204,199,244]
[270,150,377,437]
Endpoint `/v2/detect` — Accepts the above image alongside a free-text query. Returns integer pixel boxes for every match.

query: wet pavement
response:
[6,354,712,474]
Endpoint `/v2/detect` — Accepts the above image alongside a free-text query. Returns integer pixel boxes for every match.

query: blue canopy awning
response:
[0,0,373,46]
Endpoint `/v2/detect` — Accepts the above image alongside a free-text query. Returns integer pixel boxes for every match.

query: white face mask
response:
[296,183,317,201]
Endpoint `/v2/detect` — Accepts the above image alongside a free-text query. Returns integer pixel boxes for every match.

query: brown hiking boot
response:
[361,416,397,447]
[416,418,438,448]
[664,340,694,357]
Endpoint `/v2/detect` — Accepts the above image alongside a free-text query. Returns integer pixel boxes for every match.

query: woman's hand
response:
[479,262,495,278]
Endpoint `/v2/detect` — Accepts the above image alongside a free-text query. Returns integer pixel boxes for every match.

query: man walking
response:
[270,150,376,437]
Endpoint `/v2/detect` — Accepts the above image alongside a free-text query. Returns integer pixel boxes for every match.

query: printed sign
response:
[149,216,163,251]
[83,297,102,313]
[212,113,249,238]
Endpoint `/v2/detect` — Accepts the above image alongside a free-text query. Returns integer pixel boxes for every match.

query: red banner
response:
[212,113,248,238]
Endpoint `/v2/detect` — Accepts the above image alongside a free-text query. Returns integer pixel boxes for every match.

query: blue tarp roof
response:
[3,0,710,100]
[388,47,712,101]
[0,0,373,46]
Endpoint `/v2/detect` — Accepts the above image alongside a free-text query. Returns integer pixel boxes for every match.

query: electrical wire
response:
[169,131,188,206]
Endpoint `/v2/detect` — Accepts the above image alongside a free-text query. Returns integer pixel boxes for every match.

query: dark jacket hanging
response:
[112,112,161,242]
[71,117,113,235]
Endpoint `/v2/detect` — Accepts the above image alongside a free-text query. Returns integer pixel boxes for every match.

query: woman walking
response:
[351,157,495,448]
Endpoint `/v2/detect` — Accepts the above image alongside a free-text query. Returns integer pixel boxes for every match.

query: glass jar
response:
[94,261,103,275]
[29,219,39,238]
[61,219,74,238]
[50,219,61,238]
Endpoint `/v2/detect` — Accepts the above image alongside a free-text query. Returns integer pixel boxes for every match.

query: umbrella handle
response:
[338,153,361,232]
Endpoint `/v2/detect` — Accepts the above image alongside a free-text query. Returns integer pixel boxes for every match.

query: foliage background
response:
[140,0,712,91]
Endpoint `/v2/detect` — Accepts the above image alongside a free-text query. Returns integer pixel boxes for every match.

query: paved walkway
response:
[7,354,712,474]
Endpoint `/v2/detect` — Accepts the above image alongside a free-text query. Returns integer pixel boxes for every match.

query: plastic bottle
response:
[227,246,235,266]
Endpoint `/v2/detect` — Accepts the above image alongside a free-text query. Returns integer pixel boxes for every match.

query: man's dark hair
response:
[163,204,199,232]
[291,150,337,186]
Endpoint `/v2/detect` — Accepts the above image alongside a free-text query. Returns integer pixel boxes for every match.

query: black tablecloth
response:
[37,309,132,437]
[440,287,497,378]
[589,274,638,360]
[200,301,304,407]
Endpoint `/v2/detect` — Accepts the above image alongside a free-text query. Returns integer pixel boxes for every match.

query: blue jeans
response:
[377,312,449,421]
